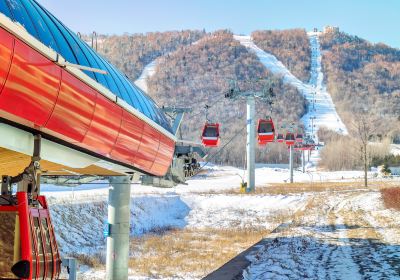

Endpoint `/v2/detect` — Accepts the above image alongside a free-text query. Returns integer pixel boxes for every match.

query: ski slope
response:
[134,60,157,92]
[134,40,201,92]
[234,33,348,167]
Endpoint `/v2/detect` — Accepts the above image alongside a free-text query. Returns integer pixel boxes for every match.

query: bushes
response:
[381,188,400,210]
[318,125,390,171]
[319,135,360,170]
[372,154,400,167]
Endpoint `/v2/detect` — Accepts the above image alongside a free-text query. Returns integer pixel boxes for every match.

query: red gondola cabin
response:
[276,133,284,143]
[257,118,275,145]
[0,192,61,280]
[201,123,220,147]
[285,132,296,146]
[295,133,304,143]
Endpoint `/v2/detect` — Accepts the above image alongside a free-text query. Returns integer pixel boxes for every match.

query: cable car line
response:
[189,107,265,178]
[191,125,247,178]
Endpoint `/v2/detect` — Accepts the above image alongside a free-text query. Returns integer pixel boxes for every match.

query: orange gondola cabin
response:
[257,118,275,145]
[201,123,220,147]
[0,192,61,279]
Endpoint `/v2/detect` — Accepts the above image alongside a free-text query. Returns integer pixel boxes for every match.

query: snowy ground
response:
[43,165,400,279]
[242,190,400,280]
[391,144,400,156]
[234,33,348,168]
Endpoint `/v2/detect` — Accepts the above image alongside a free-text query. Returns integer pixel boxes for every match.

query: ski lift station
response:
[0,0,317,279]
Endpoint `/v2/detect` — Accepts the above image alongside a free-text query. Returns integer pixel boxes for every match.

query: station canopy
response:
[0,0,172,132]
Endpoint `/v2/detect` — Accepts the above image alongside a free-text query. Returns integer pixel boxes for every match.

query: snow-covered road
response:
[234,33,348,167]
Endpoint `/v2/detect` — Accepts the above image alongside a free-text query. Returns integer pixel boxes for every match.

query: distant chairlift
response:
[257,118,275,145]
[285,132,296,146]
[201,123,220,147]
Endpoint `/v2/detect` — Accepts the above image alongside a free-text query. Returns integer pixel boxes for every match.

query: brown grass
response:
[72,253,104,268]
[381,187,400,210]
[128,227,270,278]
[194,181,400,196]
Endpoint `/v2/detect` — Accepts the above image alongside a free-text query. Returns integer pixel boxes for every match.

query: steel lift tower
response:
[225,80,274,192]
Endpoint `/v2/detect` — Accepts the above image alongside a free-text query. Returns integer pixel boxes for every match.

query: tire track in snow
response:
[242,191,400,279]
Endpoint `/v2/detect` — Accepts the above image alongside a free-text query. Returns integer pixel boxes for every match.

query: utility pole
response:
[289,145,294,183]
[312,92,316,111]
[302,150,305,173]
[310,116,316,136]
[246,96,255,192]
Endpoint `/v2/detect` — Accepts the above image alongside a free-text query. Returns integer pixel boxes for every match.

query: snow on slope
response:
[234,33,348,167]
[391,144,400,156]
[134,40,201,92]
[134,60,157,92]
[45,190,189,256]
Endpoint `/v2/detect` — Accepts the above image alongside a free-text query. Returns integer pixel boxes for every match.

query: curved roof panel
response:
[0,0,172,132]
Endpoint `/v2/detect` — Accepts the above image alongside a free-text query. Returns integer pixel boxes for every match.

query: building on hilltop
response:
[323,26,339,34]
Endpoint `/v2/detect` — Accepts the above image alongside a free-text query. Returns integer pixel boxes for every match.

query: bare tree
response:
[352,113,378,188]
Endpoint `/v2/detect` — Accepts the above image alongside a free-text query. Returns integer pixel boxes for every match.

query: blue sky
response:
[38,0,400,48]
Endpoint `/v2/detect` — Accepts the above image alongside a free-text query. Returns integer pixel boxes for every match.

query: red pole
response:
[17,191,33,280]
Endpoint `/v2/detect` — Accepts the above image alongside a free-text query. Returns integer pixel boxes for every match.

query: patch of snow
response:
[391,144,400,156]
[134,60,157,92]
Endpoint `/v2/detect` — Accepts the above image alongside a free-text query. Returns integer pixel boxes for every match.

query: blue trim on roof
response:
[1,0,172,132]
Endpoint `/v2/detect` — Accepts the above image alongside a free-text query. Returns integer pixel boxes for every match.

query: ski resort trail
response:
[134,60,157,92]
[234,33,348,167]
[134,40,201,92]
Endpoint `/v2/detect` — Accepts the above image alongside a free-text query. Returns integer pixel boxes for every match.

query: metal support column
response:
[106,176,132,280]
[289,145,294,183]
[302,150,305,173]
[246,96,255,192]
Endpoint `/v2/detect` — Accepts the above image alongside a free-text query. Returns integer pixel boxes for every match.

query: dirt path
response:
[242,191,400,279]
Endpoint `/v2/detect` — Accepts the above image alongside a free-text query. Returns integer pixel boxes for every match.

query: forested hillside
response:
[320,31,400,142]
[251,29,311,82]
[94,30,206,81]
[147,30,306,166]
